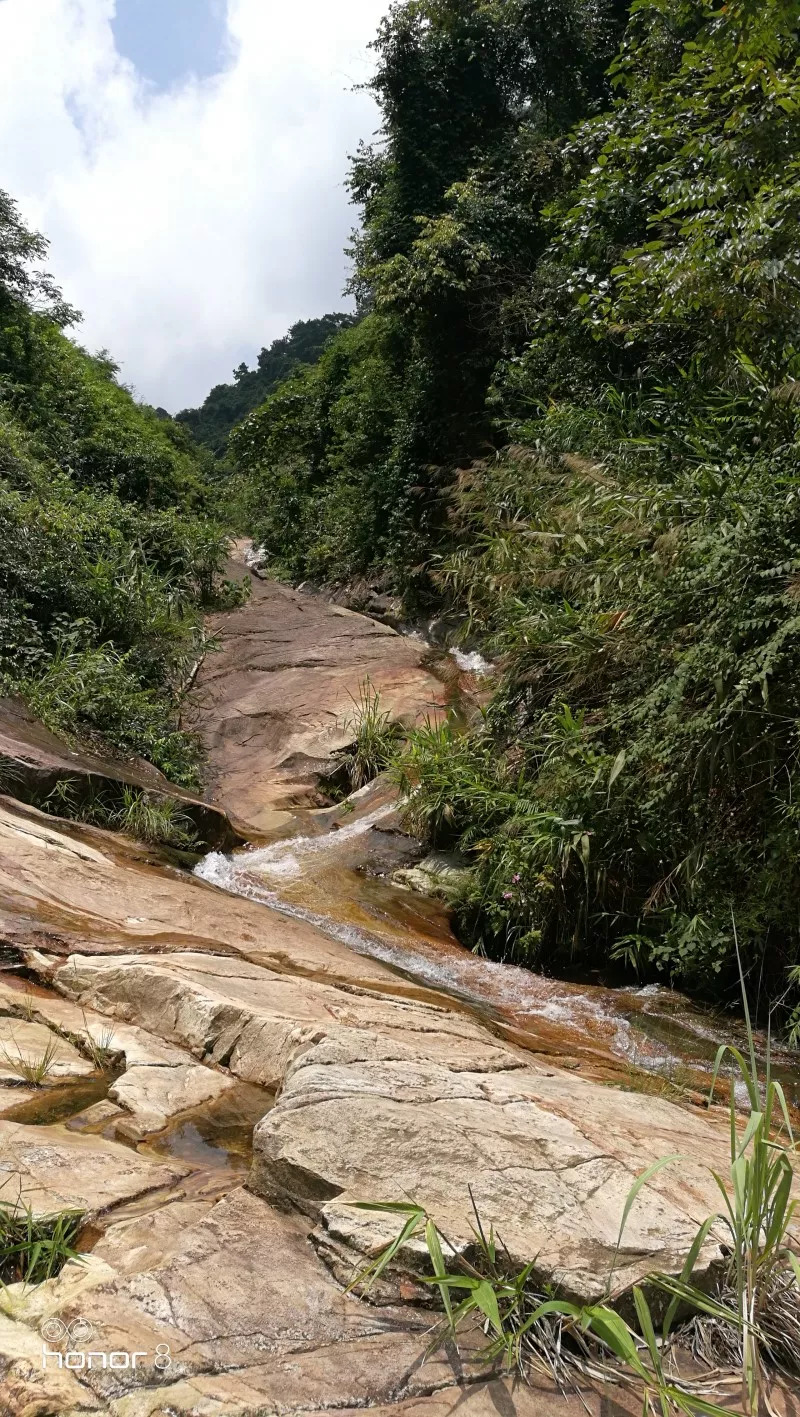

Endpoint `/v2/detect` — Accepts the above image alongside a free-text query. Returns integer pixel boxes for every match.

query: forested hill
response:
[229,0,800,1032]
[175,314,357,458]
[0,190,241,796]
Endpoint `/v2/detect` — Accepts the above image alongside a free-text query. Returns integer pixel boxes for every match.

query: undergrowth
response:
[42,779,198,848]
[326,680,406,796]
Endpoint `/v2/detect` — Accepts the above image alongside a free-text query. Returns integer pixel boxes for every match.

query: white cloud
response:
[0,0,386,409]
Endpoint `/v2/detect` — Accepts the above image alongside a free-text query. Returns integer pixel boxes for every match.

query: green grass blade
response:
[608,1156,682,1292]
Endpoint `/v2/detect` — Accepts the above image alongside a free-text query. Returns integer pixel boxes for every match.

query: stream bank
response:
[0,571,796,1416]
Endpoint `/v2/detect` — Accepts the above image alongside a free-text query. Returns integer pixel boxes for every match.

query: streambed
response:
[195,786,800,1108]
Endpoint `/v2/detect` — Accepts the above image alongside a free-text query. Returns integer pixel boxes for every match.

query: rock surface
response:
[0,694,239,849]
[110,1061,236,1140]
[0,1119,187,1218]
[52,946,732,1303]
[0,1189,644,1417]
[393,851,472,899]
[0,1015,94,1084]
[186,556,445,833]
[0,559,794,1417]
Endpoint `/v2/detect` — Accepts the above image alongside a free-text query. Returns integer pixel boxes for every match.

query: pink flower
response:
[503,891,514,900]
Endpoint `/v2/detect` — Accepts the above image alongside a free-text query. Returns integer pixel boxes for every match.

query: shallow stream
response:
[195,789,800,1108]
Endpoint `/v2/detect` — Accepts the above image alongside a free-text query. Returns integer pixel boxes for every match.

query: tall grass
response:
[334,680,405,792]
[42,779,197,849]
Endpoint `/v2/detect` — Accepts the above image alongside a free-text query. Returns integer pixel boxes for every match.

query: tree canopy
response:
[176,314,357,459]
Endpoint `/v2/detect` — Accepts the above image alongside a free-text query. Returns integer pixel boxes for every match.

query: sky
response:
[0,0,388,410]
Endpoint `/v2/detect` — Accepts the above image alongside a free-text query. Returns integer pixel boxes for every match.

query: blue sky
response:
[112,0,230,90]
[0,0,387,409]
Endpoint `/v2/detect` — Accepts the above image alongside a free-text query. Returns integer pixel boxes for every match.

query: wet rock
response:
[110,1062,235,1140]
[66,1099,125,1133]
[0,796,412,999]
[186,571,445,834]
[53,949,514,1091]
[393,851,472,899]
[0,973,240,1141]
[0,1120,188,1218]
[329,580,406,629]
[0,1085,38,1116]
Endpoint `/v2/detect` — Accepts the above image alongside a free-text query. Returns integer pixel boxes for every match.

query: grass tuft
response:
[353,967,800,1415]
[1,1036,59,1087]
[332,680,405,793]
[0,1192,83,1286]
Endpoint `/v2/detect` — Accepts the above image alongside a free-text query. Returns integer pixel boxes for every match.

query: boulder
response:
[393,851,472,899]
[0,695,239,850]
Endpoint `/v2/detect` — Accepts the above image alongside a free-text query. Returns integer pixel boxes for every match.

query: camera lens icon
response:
[40,1316,96,1347]
[68,1317,95,1345]
[40,1317,68,1345]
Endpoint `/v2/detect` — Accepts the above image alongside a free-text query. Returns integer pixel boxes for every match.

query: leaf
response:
[661,1214,719,1339]
[608,1156,682,1292]
[473,1279,504,1335]
[608,748,626,790]
[424,1218,453,1326]
[582,1305,647,1378]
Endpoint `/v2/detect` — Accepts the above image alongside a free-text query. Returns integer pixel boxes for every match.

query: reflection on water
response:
[140,1080,271,1174]
[2,1071,116,1125]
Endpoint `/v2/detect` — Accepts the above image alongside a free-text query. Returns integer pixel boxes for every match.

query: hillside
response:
[175,313,357,458]
[0,190,241,789]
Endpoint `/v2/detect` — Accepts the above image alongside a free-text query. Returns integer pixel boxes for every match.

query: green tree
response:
[176,314,357,458]
[0,190,237,782]
[233,0,628,595]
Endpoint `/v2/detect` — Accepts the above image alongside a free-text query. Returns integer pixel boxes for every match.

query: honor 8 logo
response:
[41,1317,172,1372]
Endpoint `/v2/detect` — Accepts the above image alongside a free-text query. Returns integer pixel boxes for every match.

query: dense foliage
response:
[233,0,628,588]
[0,192,238,785]
[176,314,357,459]
[232,0,800,1025]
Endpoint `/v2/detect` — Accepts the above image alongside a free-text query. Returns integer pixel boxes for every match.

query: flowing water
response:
[194,788,800,1105]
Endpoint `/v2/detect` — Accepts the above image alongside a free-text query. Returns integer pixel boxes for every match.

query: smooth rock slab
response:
[186,569,446,832]
[0,796,414,999]
[0,1016,94,1084]
[50,947,734,1303]
[251,1036,732,1304]
[55,950,516,1091]
[0,1120,188,1217]
[0,1187,649,1417]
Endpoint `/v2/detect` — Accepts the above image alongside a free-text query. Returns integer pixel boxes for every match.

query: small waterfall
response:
[195,812,639,1063]
[194,801,800,1102]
